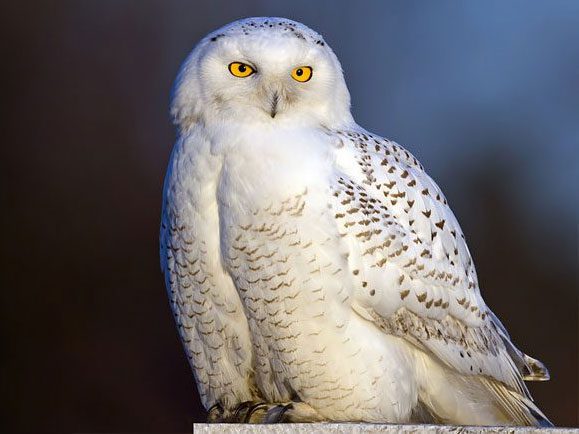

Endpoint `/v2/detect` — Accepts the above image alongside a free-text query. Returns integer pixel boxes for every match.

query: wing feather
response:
[160,135,255,409]
[331,129,547,397]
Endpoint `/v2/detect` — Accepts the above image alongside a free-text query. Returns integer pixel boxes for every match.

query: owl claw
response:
[233,400,259,421]
[263,403,293,423]
[264,401,326,423]
[206,402,224,423]
[207,400,268,423]
[244,402,271,423]
[209,400,326,423]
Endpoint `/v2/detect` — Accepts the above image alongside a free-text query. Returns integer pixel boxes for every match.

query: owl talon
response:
[264,401,326,423]
[264,403,293,423]
[214,400,270,423]
[206,402,224,423]
[209,400,325,423]
[243,402,270,423]
[233,400,258,421]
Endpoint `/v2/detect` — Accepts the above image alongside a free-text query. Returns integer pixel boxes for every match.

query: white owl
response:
[160,17,551,426]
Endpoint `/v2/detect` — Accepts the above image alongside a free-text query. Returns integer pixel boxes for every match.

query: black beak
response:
[270,91,279,118]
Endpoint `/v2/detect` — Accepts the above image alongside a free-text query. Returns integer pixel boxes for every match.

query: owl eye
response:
[291,66,313,82]
[228,62,255,78]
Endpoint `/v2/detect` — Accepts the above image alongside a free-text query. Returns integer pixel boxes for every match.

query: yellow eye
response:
[228,62,255,78]
[291,66,313,82]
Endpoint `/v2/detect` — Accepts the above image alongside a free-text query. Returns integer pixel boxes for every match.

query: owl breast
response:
[214,131,418,421]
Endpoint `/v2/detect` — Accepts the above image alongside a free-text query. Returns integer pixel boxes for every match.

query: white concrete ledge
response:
[193,423,577,433]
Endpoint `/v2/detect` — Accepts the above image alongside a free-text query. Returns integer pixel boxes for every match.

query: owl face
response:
[171,18,353,130]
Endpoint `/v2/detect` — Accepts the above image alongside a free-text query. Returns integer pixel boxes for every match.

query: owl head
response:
[171,17,353,131]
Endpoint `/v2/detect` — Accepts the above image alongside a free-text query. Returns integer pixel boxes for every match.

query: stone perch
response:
[194,423,578,433]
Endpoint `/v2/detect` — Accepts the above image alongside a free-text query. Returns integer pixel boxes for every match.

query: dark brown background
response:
[1,1,577,432]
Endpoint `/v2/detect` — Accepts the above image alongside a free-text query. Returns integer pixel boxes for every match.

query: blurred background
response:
[1,0,577,432]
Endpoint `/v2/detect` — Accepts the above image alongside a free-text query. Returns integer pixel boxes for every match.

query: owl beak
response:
[269,91,279,118]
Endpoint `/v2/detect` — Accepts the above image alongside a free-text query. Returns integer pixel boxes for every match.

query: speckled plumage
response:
[160,17,550,426]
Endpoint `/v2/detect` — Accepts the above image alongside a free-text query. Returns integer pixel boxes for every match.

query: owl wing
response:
[330,129,549,423]
[160,136,255,410]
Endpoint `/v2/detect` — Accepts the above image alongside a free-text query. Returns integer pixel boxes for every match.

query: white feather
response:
[161,17,550,426]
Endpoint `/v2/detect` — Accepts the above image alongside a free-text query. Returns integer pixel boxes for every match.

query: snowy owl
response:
[160,17,551,426]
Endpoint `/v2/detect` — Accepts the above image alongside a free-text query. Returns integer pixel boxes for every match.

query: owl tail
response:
[417,353,553,427]
[479,377,553,427]
[521,353,550,382]
[489,310,550,381]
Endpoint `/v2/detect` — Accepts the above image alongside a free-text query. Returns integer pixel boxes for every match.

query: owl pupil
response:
[296,68,303,76]
[238,65,246,72]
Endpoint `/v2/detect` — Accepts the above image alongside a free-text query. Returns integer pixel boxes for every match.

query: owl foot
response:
[207,400,326,423]
[261,402,326,423]
[206,402,225,422]
[206,400,269,423]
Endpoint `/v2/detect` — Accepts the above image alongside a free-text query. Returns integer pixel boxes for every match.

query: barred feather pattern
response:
[160,16,550,425]
[329,129,550,425]
[160,127,550,425]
